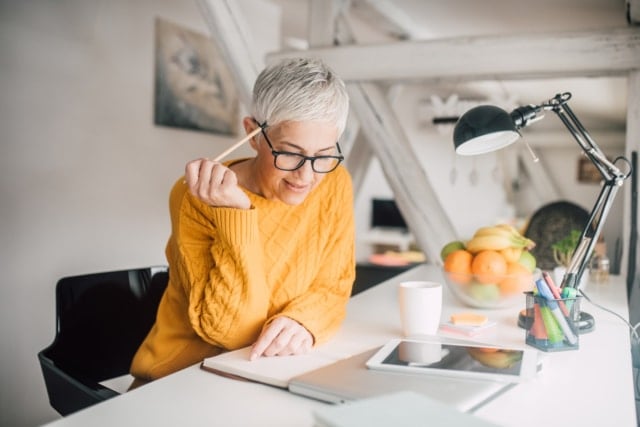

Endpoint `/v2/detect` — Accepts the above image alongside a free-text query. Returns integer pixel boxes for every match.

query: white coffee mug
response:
[398,281,443,337]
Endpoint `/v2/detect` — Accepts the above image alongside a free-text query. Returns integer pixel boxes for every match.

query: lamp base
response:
[517,310,595,334]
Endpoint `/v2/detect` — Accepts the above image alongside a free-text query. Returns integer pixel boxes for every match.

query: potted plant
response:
[551,229,589,289]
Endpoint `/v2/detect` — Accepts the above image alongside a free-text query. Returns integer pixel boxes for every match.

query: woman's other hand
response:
[185,158,250,209]
[249,316,313,361]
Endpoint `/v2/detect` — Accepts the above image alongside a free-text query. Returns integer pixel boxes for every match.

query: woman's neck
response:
[230,158,261,196]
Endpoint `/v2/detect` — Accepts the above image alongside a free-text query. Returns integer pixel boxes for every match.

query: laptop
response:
[288,347,514,413]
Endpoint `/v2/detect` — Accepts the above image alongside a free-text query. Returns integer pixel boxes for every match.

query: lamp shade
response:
[453,105,520,155]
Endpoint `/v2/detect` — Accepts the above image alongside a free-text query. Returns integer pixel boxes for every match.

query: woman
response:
[130,57,355,386]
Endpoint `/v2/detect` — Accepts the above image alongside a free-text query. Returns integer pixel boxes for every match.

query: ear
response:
[242,116,261,151]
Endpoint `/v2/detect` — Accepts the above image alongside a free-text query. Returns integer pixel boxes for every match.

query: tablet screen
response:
[380,340,525,377]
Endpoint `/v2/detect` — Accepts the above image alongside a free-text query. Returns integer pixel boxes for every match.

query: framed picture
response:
[577,156,605,184]
[154,18,238,135]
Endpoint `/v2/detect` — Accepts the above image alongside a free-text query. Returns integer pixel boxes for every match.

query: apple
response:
[440,240,465,262]
[468,283,500,302]
[518,251,537,273]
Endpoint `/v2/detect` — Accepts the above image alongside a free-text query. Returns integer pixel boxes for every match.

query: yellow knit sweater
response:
[130,163,355,382]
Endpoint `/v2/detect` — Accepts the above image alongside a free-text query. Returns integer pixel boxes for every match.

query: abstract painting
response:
[154,18,238,135]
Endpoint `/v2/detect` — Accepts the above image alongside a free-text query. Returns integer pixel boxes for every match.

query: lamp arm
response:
[533,93,629,289]
[562,182,621,289]
[550,99,625,182]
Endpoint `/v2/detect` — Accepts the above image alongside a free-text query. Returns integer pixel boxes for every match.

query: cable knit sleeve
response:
[166,181,270,350]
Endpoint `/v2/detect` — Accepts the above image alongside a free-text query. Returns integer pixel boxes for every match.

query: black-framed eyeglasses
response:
[255,120,344,173]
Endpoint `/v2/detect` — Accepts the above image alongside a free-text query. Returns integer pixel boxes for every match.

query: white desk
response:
[43,264,637,427]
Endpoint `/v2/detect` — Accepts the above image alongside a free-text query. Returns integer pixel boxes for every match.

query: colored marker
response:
[561,287,577,311]
[542,271,570,317]
[536,279,578,345]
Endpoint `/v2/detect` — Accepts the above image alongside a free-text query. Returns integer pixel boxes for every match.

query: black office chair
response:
[38,266,169,416]
[523,200,591,271]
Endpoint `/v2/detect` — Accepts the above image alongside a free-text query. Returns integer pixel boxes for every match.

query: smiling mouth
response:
[285,180,309,192]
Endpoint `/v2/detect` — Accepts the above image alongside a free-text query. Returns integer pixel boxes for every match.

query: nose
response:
[295,158,315,179]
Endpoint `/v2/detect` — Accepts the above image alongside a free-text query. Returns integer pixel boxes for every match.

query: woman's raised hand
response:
[185,158,250,209]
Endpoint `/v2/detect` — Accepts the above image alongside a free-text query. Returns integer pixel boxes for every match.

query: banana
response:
[465,235,514,253]
[500,247,523,263]
[468,224,536,253]
[473,225,516,239]
[494,223,522,235]
[467,348,523,369]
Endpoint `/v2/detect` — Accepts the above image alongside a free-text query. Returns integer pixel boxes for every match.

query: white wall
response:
[0,1,261,425]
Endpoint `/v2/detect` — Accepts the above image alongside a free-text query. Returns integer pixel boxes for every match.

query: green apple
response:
[440,240,466,262]
[518,250,537,272]
[468,283,500,302]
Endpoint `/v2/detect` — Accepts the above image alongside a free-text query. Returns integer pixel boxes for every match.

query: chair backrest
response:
[523,201,590,271]
[38,266,169,416]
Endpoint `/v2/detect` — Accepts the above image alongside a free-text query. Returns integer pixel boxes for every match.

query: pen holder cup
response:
[524,292,581,352]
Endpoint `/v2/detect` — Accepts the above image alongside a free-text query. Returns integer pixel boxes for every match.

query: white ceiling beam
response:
[331,7,458,256]
[267,27,640,82]
[197,0,262,107]
[348,82,458,261]
[308,0,343,46]
[360,0,433,40]
[344,132,373,195]
[306,0,372,194]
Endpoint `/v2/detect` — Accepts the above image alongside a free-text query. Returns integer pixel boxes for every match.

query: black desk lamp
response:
[452,93,631,330]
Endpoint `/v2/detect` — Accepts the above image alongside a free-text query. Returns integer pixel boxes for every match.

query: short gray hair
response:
[251,57,349,137]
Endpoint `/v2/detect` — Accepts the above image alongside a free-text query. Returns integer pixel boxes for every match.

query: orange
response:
[471,250,507,284]
[498,262,534,295]
[443,249,473,284]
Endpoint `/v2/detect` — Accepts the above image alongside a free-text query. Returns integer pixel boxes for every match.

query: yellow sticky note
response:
[450,312,488,326]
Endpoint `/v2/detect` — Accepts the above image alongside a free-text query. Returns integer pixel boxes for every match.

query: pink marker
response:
[542,271,569,317]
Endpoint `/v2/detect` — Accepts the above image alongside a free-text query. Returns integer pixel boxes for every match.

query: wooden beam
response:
[308,0,342,46]
[267,27,640,82]
[344,132,373,195]
[197,0,262,107]
[360,0,433,40]
[348,82,458,262]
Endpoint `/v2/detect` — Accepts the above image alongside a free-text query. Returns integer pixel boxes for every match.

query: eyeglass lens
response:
[274,153,340,173]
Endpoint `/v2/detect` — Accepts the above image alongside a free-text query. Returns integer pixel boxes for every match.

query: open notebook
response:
[201,343,513,412]
[201,346,343,388]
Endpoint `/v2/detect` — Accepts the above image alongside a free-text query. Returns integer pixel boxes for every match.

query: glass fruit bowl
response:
[442,267,542,309]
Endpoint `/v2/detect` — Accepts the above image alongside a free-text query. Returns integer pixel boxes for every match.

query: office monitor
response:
[371,198,408,231]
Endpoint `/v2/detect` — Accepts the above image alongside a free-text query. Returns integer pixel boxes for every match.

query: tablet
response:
[366,338,539,383]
